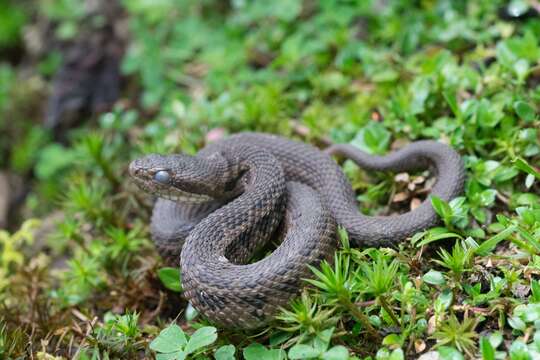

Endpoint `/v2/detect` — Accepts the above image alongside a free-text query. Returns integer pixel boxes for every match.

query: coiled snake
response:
[129,132,465,328]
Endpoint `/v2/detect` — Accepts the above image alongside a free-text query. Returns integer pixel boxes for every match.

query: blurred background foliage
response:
[0,0,539,359]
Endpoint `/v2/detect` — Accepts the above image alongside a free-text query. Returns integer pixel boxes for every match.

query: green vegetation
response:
[0,0,539,358]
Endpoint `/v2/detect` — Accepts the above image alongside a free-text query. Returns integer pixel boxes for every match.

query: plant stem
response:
[378,296,400,327]
[341,298,380,339]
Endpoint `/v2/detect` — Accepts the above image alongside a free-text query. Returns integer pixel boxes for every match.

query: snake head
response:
[129,153,222,203]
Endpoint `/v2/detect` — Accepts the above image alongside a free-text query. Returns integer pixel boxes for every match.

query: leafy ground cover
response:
[1,0,540,359]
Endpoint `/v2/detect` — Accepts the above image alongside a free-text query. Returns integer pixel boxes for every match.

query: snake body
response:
[129,132,465,328]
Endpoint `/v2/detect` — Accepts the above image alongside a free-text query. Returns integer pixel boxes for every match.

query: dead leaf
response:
[427,315,437,335]
[393,192,409,202]
[395,173,410,183]
[411,198,422,210]
[415,339,426,353]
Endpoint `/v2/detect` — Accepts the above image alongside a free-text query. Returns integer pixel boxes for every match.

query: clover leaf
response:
[150,324,217,360]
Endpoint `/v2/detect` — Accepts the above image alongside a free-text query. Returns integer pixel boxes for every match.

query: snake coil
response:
[129,132,465,328]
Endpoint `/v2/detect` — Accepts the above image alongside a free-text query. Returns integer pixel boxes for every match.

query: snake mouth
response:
[155,189,214,203]
[131,176,214,203]
[129,162,214,203]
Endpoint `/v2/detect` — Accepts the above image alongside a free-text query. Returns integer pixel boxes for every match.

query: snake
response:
[129,132,465,329]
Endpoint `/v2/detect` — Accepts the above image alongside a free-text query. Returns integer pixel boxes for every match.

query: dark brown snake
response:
[129,132,465,329]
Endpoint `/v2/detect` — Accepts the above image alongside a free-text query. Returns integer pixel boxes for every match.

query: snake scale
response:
[129,132,465,328]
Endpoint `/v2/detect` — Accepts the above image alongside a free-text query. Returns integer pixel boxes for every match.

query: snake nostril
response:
[128,161,139,177]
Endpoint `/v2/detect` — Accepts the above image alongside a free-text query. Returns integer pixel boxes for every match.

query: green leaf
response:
[350,122,391,155]
[414,228,463,247]
[158,267,182,292]
[509,340,530,360]
[423,270,446,286]
[474,225,517,256]
[534,332,540,352]
[443,90,461,119]
[448,197,469,228]
[337,226,350,249]
[516,227,540,253]
[150,324,187,353]
[476,99,499,128]
[243,344,268,360]
[185,326,217,354]
[214,345,235,360]
[238,0,302,22]
[478,189,497,207]
[508,316,526,332]
[513,59,529,83]
[372,68,399,83]
[311,327,334,353]
[514,101,536,122]
[514,303,540,323]
[185,303,199,321]
[375,348,391,359]
[513,157,540,180]
[526,174,534,188]
[466,227,485,239]
[488,332,503,349]
[382,334,403,347]
[243,343,286,360]
[531,280,540,303]
[388,348,404,360]
[288,344,320,359]
[0,3,27,47]
[507,1,529,17]
[435,289,453,312]
[437,346,464,360]
[157,352,184,360]
[493,166,519,183]
[34,143,78,180]
[431,196,453,223]
[323,345,350,360]
[269,332,292,346]
[471,208,487,224]
[480,337,495,360]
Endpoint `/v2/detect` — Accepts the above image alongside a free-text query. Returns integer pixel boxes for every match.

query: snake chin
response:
[161,191,214,203]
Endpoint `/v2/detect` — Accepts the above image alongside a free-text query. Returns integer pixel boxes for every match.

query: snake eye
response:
[154,170,171,184]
